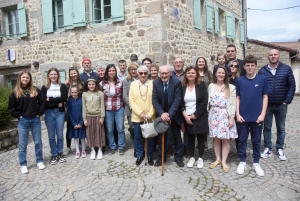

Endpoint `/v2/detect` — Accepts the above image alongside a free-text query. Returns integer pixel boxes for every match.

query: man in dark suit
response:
[152,65,184,167]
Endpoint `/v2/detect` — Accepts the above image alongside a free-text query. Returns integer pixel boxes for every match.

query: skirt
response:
[86,116,106,148]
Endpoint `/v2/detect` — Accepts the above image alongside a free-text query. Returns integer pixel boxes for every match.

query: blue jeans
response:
[237,122,263,163]
[133,122,155,158]
[263,104,287,150]
[44,108,65,156]
[105,107,125,149]
[18,116,43,166]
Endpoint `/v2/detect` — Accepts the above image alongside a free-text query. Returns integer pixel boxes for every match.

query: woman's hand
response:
[185,115,193,125]
[229,116,234,128]
[190,114,197,120]
[139,112,146,119]
[84,120,88,126]
[99,118,104,125]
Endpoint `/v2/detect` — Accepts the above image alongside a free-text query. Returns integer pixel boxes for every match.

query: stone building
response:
[0,0,245,88]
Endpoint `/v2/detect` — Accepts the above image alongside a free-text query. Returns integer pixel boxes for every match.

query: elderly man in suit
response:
[152,65,184,167]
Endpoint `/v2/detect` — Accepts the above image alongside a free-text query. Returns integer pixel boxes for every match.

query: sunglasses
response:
[139,72,148,76]
[230,65,238,68]
[187,66,195,69]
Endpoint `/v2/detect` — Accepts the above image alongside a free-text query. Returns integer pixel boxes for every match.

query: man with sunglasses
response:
[152,65,184,167]
[79,58,100,84]
[226,45,246,76]
[259,49,295,161]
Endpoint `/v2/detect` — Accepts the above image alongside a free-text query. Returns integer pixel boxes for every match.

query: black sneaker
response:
[108,149,116,155]
[57,153,66,163]
[50,156,58,165]
[119,149,125,155]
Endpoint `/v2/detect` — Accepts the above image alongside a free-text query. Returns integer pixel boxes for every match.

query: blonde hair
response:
[126,63,139,81]
[14,70,38,98]
[44,68,61,88]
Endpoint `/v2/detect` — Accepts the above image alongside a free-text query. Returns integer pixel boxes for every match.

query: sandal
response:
[222,162,230,173]
[210,160,221,169]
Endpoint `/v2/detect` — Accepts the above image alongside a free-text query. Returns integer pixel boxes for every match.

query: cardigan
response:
[129,80,156,123]
[207,83,236,117]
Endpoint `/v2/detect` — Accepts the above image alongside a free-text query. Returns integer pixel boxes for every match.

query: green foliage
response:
[0,85,12,130]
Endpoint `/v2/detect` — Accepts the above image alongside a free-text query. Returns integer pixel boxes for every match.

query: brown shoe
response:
[167,149,174,158]
[184,148,190,158]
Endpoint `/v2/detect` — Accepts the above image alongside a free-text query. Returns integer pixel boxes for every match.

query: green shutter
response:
[206,1,213,32]
[194,0,201,30]
[73,0,86,27]
[215,6,219,35]
[63,0,74,29]
[111,0,124,22]
[42,0,53,33]
[17,2,28,37]
[226,12,233,39]
[240,21,245,43]
[232,17,236,41]
[59,71,66,83]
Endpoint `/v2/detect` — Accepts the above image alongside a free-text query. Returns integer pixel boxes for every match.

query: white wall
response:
[291,60,300,92]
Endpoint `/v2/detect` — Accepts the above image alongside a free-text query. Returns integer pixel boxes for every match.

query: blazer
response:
[152,76,182,125]
[207,83,236,117]
[181,81,209,134]
[123,78,134,116]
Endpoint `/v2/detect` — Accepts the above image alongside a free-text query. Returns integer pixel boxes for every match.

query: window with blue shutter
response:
[214,6,220,35]
[240,21,245,43]
[73,0,86,27]
[111,0,124,22]
[59,71,66,83]
[206,1,213,33]
[4,2,28,39]
[63,0,73,30]
[194,0,201,30]
[42,0,54,33]
[226,12,234,39]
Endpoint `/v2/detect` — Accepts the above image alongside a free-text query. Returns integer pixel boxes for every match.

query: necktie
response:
[164,83,168,111]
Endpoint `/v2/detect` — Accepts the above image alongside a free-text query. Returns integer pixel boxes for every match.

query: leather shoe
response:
[154,158,167,167]
[175,159,184,167]
[134,149,137,158]
[148,157,154,166]
[136,157,144,166]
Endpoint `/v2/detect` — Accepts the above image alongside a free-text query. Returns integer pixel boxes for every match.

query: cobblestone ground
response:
[1,97,300,201]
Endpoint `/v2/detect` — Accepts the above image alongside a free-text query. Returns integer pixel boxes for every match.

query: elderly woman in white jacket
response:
[207,66,238,173]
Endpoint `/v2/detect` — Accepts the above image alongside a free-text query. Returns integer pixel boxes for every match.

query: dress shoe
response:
[136,157,144,166]
[148,157,154,166]
[154,158,167,167]
[167,149,174,158]
[134,149,137,158]
[175,159,184,167]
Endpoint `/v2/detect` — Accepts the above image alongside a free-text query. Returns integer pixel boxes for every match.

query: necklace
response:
[139,85,148,102]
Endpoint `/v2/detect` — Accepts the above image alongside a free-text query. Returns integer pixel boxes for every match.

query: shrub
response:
[0,85,12,130]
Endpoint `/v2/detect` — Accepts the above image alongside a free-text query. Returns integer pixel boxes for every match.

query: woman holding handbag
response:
[129,65,156,166]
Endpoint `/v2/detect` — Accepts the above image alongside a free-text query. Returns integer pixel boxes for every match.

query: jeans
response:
[105,107,125,150]
[44,108,65,156]
[237,122,263,163]
[263,104,287,150]
[18,116,43,166]
[133,122,155,158]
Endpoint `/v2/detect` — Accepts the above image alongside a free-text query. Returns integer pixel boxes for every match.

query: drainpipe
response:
[242,0,247,58]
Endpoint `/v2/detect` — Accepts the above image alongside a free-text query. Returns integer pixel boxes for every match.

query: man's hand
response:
[256,114,265,124]
[236,115,245,123]
[161,113,170,122]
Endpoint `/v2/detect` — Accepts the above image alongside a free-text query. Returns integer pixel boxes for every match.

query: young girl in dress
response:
[213,52,231,78]
[82,79,106,160]
[67,86,86,159]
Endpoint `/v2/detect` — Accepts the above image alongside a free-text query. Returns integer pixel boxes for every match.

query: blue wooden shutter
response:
[215,6,219,35]
[194,0,201,30]
[42,0,53,33]
[59,71,66,83]
[226,12,233,39]
[232,17,236,41]
[240,21,245,43]
[206,1,213,32]
[73,0,86,27]
[111,0,124,22]
[63,0,74,29]
[17,2,27,37]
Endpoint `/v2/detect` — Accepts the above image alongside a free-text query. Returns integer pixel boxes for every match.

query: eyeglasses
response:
[230,65,238,68]
[160,72,170,76]
[139,72,148,76]
[130,68,137,71]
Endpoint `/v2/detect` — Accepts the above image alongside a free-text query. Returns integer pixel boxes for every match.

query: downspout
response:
[242,0,247,58]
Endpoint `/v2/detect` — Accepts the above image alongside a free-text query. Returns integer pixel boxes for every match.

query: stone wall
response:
[0,128,18,153]
[0,0,244,85]
[246,42,291,68]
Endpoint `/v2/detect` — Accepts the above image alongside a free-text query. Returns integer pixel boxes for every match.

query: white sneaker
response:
[261,148,272,158]
[20,166,28,174]
[97,150,103,160]
[197,158,204,169]
[236,162,246,175]
[37,162,45,170]
[253,163,265,176]
[90,151,96,160]
[187,157,195,168]
[277,149,286,161]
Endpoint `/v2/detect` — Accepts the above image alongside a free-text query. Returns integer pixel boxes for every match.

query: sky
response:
[247,0,300,42]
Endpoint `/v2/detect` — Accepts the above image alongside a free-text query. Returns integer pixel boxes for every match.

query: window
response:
[206,1,213,32]
[4,2,27,39]
[42,0,86,33]
[89,0,124,25]
[7,74,18,89]
[226,12,235,40]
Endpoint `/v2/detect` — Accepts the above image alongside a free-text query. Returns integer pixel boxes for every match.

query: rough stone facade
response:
[0,128,18,153]
[0,0,244,87]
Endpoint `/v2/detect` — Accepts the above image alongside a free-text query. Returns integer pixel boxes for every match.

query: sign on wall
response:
[8,49,16,61]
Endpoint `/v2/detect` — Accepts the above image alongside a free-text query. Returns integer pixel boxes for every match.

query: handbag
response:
[141,119,158,138]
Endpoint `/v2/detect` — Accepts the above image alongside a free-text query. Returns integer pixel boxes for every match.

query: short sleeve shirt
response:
[236,74,270,122]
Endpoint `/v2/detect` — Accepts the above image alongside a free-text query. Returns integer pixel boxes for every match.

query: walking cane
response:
[145,138,148,165]
[161,132,165,176]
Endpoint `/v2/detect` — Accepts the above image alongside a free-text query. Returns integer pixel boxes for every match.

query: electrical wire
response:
[248,4,300,11]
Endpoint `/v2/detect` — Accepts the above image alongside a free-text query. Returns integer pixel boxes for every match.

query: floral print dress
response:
[208,92,238,139]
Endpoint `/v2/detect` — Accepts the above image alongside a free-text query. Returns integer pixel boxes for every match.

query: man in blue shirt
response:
[235,55,269,177]
[258,49,295,161]
[79,58,100,84]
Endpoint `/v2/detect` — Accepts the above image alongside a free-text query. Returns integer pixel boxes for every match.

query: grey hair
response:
[228,60,239,68]
[137,65,149,73]
[159,65,172,72]
[173,57,185,63]
[96,64,106,70]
